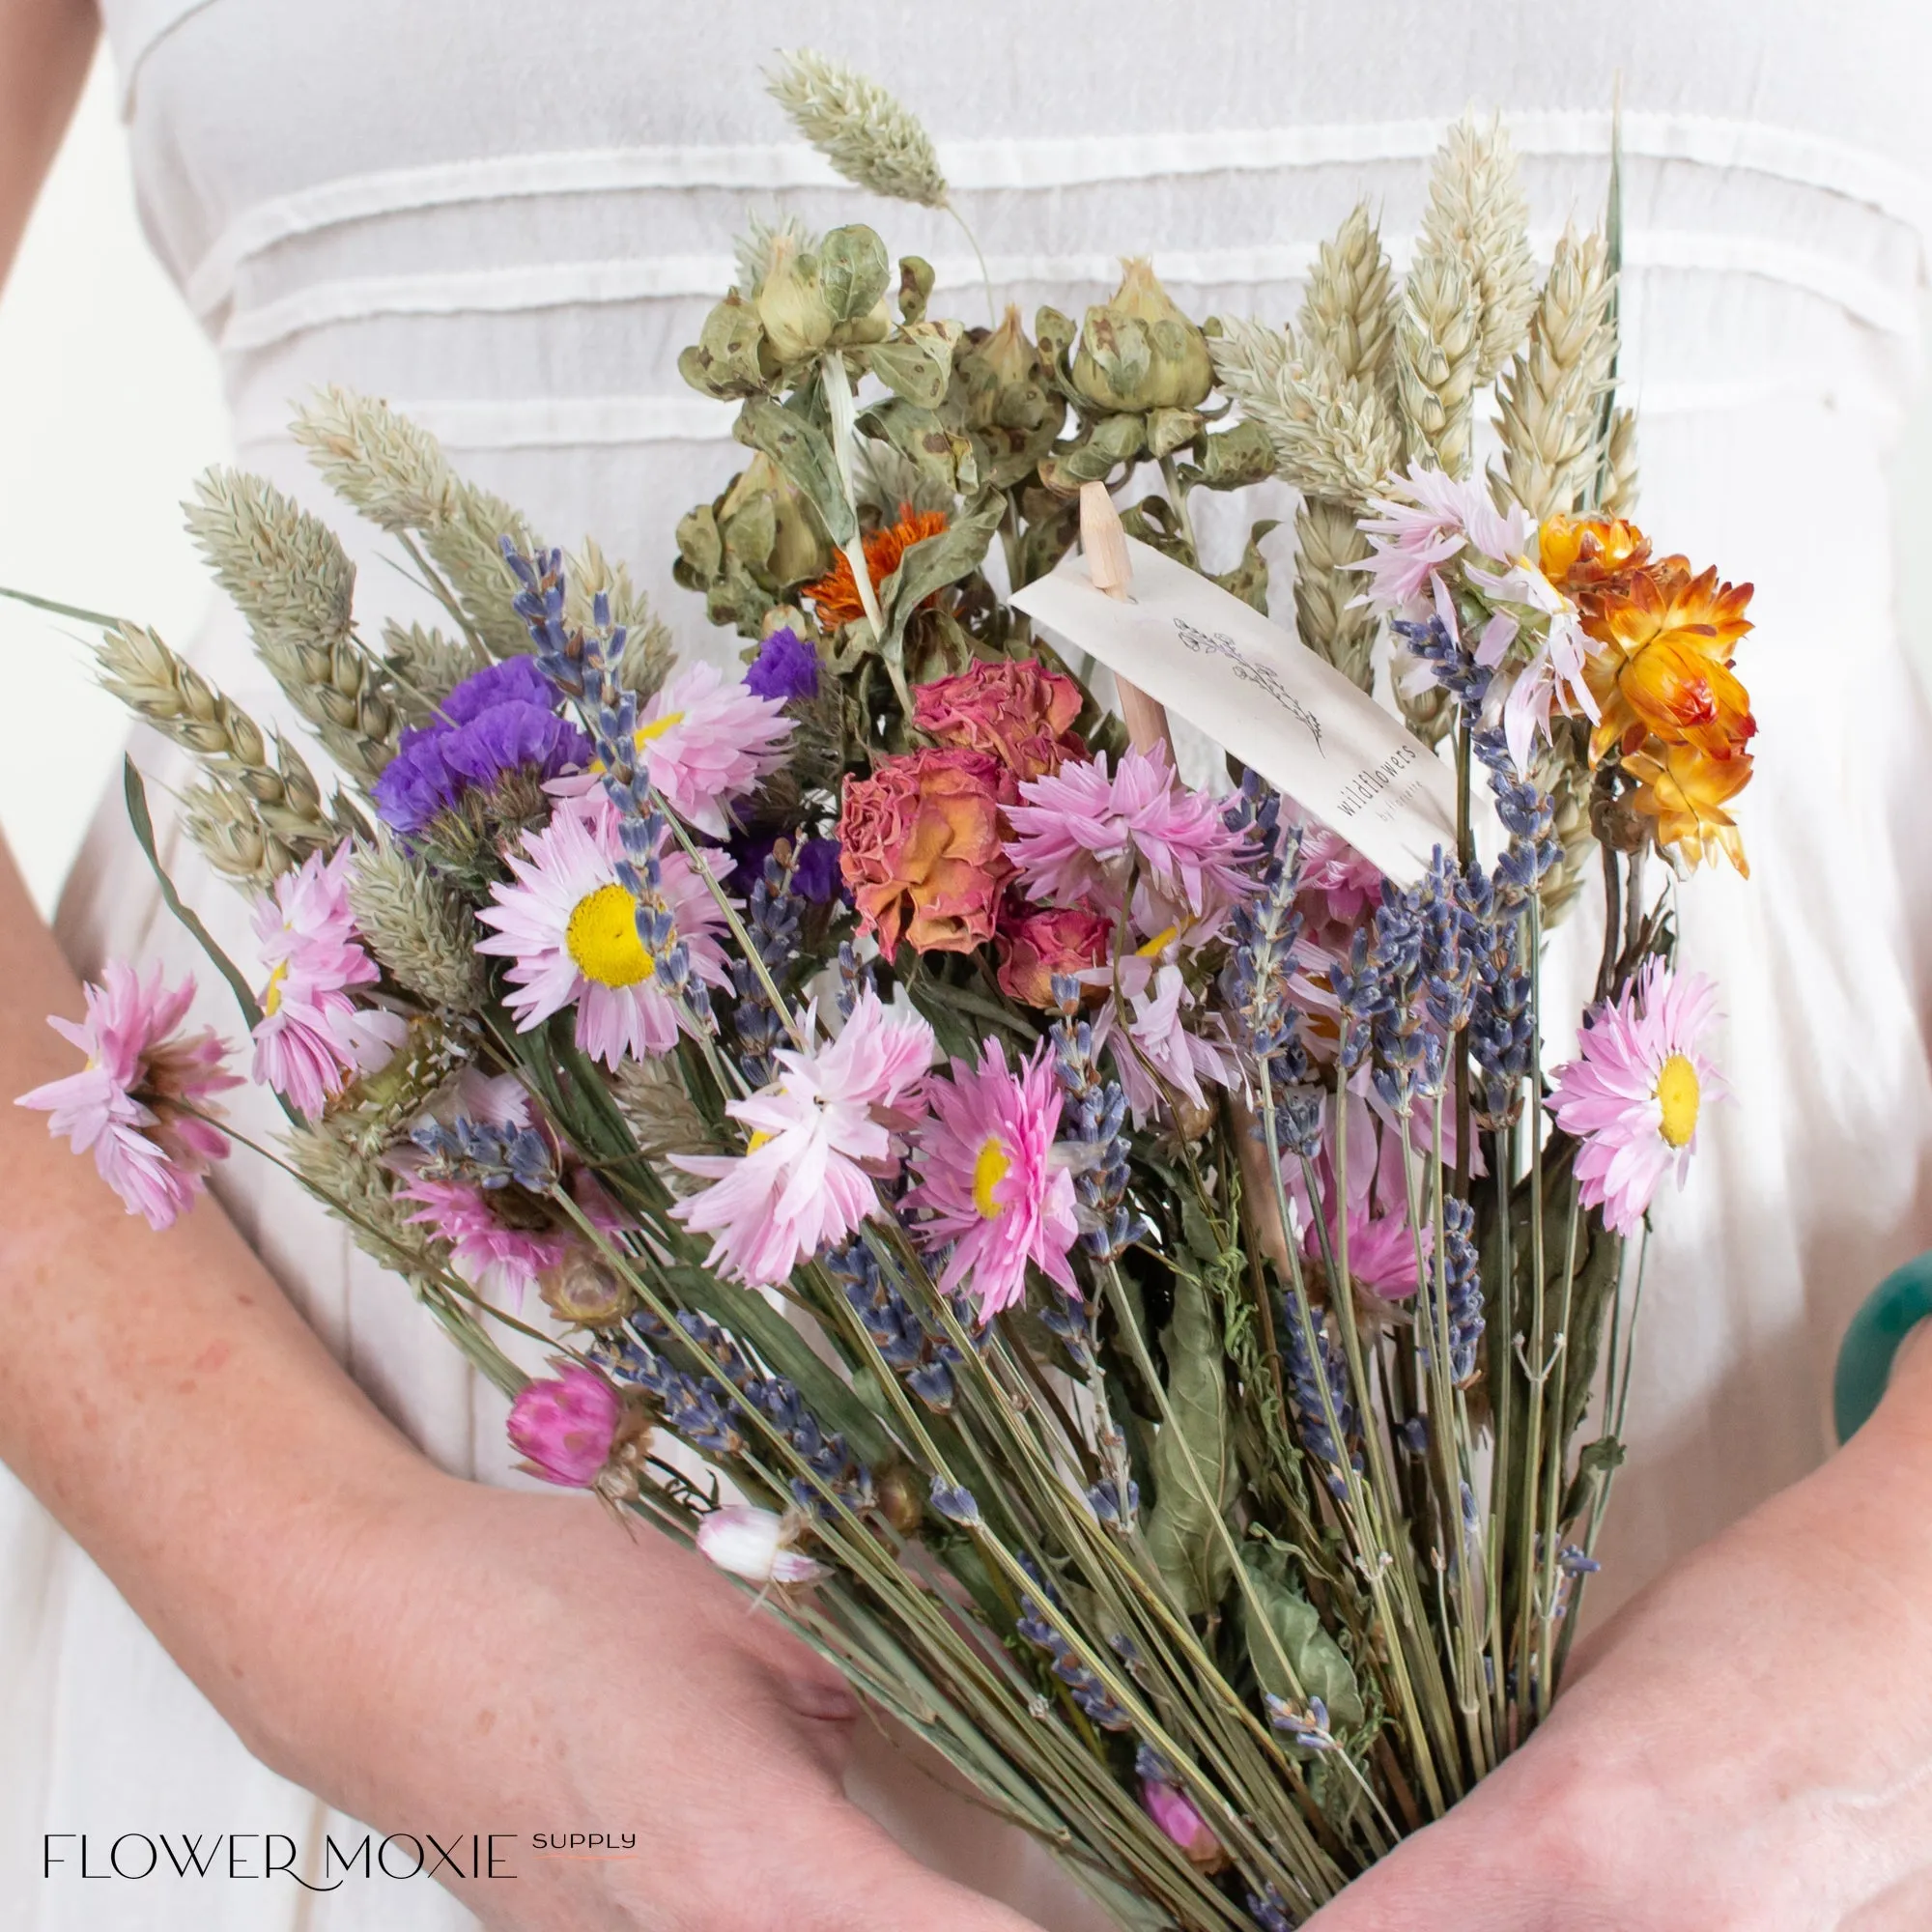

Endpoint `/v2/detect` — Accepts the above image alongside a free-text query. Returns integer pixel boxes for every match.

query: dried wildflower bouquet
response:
[19,55,1758,1931]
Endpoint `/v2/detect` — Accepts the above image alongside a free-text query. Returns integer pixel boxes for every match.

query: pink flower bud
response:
[696,1504,830,1586]
[1141,1778,1226,1872]
[507,1362,621,1487]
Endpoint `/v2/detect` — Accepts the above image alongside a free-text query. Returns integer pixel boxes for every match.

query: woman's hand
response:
[1306,1345,1932,1931]
[251,1468,1043,1932]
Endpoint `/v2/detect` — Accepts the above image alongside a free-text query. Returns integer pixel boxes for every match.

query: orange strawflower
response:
[1580,557,1756,763]
[1623,738,1751,877]
[804,505,950,627]
[1538,514,1653,615]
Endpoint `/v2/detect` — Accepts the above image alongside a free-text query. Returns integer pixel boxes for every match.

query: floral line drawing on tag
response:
[1171,616,1325,756]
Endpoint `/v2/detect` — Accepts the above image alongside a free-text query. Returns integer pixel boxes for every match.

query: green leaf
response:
[1043,411,1144,487]
[1144,1266,1235,1617]
[1145,407,1204,460]
[897,254,935,324]
[876,495,1003,656]
[817,225,892,327]
[1212,518,1279,615]
[1238,1543,1365,1728]
[866,320,960,411]
[734,397,855,548]
[677,294,772,400]
[122,758,306,1130]
[1183,416,1277,492]
[859,395,975,497]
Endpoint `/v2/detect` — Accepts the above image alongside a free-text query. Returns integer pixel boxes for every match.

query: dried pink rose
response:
[995,905,1113,1008]
[912,657,1086,786]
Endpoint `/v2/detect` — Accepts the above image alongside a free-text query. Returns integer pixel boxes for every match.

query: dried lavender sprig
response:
[1013,1561,1135,1732]
[730,850,805,1088]
[821,1236,963,1412]
[1281,1307,1362,1498]
[1048,979,1145,1262]
[1422,1197,1485,1385]
[594,1321,746,1458]
[675,1309,875,1513]
[1393,611,1492,723]
[410,1116,556,1193]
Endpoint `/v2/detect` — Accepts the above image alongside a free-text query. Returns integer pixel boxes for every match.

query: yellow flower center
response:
[634,710,686,747]
[1655,1053,1700,1149]
[565,883,656,988]
[972,1136,1012,1219]
[746,1128,774,1152]
[262,959,290,1016]
[1135,924,1179,957]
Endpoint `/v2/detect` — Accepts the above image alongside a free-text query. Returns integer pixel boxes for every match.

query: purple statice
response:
[744,627,820,703]
[373,656,591,833]
[731,831,846,908]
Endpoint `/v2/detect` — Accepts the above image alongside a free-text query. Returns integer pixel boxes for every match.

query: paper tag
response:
[1010,536,1457,886]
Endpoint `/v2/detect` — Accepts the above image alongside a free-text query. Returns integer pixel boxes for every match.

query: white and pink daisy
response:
[1301,1205,1420,1301]
[1005,744,1256,924]
[476,802,731,1069]
[907,1040,1080,1320]
[1548,958,1725,1237]
[17,960,240,1230]
[396,1173,572,1301]
[1109,965,1237,1126]
[631,661,793,838]
[671,989,935,1287]
[252,845,406,1117]
[1352,463,1528,619]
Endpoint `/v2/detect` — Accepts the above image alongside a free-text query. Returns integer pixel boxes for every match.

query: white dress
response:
[7,1,1932,1923]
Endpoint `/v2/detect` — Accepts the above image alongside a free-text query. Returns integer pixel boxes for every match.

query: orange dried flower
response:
[804,504,950,627]
[1623,738,1752,877]
[1538,513,1653,612]
[1580,557,1756,762]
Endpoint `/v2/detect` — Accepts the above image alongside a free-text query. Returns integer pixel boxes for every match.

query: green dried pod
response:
[1186,416,1277,492]
[753,234,841,362]
[678,291,775,400]
[1070,259,1214,414]
[539,1250,636,1328]
[720,452,834,589]
[755,227,892,363]
[944,305,1063,489]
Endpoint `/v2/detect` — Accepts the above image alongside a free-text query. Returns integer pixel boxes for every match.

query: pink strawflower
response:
[17,961,240,1231]
[1110,965,1236,1125]
[1005,743,1255,924]
[1548,958,1725,1237]
[907,1040,1080,1319]
[671,989,934,1286]
[696,1504,830,1586]
[1294,824,1386,956]
[1141,1778,1226,1872]
[628,661,793,838]
[1301,1205,1420,1301]
[252,846,405,1117]
[508,1360,622,1487]
[397,1174,570,1301]
[476,800,731,1069]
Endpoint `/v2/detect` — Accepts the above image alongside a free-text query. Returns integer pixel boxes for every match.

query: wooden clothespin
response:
[1079,481,1174,762]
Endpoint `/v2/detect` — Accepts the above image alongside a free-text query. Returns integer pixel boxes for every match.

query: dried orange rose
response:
[838,748,1011,956]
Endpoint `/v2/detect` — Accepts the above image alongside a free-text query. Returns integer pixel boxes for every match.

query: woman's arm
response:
[0,18,1038,1920]
[1305,1326,1932,1930]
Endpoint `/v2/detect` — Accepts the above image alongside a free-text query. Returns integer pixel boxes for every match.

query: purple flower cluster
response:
[743,628,819,704]
[729,830,845,906]
[373,657,591,833]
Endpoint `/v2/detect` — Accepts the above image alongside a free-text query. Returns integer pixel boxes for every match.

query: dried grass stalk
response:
[347,832,486,1012]
[1420,114,1539,386]
[1395,247,1481,479]
[1292,496,1378,694]
[766,49,948,209]
[185,468,400,786]
[1492,229,1617,522]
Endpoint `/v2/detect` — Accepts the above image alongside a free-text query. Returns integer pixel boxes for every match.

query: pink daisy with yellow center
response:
[907,1040,1080,1320]
[629,661,793,838]
[1548,958,1725,1237]
[476,801,731,1068]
